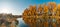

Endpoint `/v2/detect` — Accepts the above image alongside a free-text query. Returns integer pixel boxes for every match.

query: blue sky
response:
[0,0,60,15]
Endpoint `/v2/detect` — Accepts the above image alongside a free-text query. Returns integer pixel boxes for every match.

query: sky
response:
[0,0,60,15]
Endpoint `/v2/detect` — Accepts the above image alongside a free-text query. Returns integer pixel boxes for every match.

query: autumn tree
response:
[57,4,60,16]
[38,4,43,15]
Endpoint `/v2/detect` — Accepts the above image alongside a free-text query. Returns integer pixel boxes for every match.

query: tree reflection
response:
[23,2,60,27]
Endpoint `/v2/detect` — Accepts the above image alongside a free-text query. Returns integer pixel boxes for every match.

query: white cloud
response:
[0,0,22,15]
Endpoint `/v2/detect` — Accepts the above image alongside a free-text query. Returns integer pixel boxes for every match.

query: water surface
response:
[17,18,29,27]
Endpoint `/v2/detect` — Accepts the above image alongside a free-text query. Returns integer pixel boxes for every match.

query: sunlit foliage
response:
[22,2,60,27]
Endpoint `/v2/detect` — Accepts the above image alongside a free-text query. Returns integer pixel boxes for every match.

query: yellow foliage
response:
[23,2,60,27]
[23,9,29,16]
[48,2,56,8]
[53,7,57,12]
[23,2,60,16]
[57,4,60,10]
[29,5,33,11]
[44,5,48,13]
[38,5,43,12]
[33,5,36,9]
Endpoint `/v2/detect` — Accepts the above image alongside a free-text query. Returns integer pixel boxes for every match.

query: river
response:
[17,18,29,27]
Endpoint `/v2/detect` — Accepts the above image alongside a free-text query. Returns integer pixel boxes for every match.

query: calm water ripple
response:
[17,18,29,27]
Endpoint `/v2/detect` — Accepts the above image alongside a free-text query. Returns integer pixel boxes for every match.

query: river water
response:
[17,18,59,27]
[17,18,29,27]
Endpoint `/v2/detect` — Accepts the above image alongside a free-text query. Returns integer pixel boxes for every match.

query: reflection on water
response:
[17,17,60,27]
[17,18,29,27]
